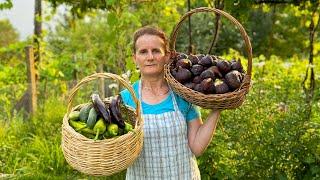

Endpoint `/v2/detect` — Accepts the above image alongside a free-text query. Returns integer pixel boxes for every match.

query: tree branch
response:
[208,0,224,54]
[254,0,301,4]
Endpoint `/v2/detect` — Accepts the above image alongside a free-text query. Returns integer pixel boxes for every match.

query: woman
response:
[120,26,220,179]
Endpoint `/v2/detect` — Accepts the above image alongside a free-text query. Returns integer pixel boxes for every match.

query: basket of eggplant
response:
[61,73,143,176]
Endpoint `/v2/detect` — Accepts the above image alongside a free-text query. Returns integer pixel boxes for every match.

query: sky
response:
[0,0,65,40]
[0,0,34,40]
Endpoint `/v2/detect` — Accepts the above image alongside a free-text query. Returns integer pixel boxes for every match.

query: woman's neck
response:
[140,75,168,90]
[140,75,170,104]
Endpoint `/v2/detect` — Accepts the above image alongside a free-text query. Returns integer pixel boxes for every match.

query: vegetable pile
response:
[68,93,133,140]
[170,53,245,94]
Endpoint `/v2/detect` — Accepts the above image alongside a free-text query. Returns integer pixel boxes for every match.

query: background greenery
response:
[0,0,319,179]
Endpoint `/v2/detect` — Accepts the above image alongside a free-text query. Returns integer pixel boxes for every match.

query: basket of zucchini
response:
[61,73,143,176]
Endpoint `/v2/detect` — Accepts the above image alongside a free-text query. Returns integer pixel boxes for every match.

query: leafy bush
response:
[198,55,320,179]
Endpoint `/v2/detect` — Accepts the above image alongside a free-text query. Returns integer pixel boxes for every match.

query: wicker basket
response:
[61,73,143,176]
[164,7,252,110]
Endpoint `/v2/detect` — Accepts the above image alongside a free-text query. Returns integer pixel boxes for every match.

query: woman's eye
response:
[139,50,147,54]
[152,49,162,54]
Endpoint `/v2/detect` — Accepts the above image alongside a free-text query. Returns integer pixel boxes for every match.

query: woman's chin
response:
[141,69,164,77]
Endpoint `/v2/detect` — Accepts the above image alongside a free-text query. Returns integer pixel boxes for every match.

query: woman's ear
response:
[164,51,171,64]
[133,54,139,69]
[132,53,137,63]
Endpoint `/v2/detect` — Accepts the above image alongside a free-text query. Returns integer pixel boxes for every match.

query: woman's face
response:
[134,34,169,77]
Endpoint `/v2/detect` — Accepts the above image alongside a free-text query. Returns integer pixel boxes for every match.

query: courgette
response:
[68,111,80,121]
[79,104,92,122]
[86,107,98,129]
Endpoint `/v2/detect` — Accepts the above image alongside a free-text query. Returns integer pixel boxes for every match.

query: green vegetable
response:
[124,122,133,133]
[68,111,80,121]
[79,126,96,135]
[103,131,112,139]
[69,120,95,134]
[69,119,86,131]
[118,128,124,136]
[86,107,98,129]
[79,104,92,122]
[93,118,107,140]
[81,132,96,139]
[107,123,119,137]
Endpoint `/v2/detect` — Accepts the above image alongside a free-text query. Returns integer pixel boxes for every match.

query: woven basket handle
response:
[66,73,142,128]
[170,7,253,76]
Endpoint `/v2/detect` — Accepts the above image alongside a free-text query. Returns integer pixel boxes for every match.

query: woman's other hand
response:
[187,109,221,157]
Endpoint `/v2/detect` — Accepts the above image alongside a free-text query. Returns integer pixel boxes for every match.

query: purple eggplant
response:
[91,93,111,124]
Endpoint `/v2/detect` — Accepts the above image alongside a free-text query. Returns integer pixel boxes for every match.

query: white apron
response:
[126,81,200,180]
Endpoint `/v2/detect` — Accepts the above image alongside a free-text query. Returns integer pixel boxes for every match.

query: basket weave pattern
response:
[61,73,143,176]
[165,7,253,110]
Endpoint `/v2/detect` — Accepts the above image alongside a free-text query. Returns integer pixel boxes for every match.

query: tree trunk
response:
[208,0,224,54]
[267,4,276,57]
[187,0,193,54]
[34,0,42,65]
[12,46,37,118]
[302,3,319,119]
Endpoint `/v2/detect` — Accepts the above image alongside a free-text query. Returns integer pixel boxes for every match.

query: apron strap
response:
[138,80,144,114]
[169,86,179,112]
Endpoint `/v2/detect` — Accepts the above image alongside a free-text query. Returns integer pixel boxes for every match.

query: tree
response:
[34,0,42,64]
[0,0,12,10]
[0,19,19,47]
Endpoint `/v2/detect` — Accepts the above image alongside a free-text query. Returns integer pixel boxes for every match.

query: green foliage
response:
[198,54,320,179]
[46,0,184,83]
[46,7,142,81]
[0,0,12,10]
[0,1,320,179]
[0,41,29,121]
[1,54,319,178]
[0,41,26,64]
[0,19,19,47]
[175,2,319,59]
[46,0,128,18]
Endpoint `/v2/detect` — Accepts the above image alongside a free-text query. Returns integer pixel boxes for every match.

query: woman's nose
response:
[146,51,154,60]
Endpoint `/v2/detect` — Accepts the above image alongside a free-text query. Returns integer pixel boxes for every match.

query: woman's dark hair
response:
[133,26,170,54]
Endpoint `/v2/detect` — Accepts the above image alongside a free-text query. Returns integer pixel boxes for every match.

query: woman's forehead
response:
[135,34,165,49]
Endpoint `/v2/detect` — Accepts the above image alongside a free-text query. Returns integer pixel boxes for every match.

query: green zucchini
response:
[68,111,80,121]
[86,107,98,129]
[79,104,92,122]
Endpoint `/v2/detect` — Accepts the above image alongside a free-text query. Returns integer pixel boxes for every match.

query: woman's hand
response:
[187,110,221,157]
